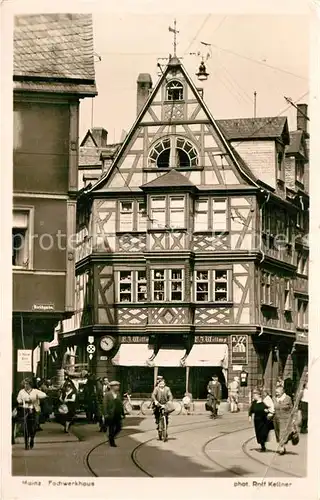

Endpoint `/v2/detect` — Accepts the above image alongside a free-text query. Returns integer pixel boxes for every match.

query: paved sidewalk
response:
[14,421,78,444]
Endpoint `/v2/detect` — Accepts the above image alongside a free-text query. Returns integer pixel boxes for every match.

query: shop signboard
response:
[17,349,32,372]
[231,335,248,365]
[194,336,228,344]
[120,336,149,343]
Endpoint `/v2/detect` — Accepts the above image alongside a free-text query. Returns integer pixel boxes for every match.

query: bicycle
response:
[158,405,168,442]
[123,393,133,415]
[141,398,182,416]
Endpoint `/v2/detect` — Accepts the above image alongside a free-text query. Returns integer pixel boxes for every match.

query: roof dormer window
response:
[166,80,184,101]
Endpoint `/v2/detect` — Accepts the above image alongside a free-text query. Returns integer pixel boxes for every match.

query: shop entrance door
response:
[190,367,228,400]
[157,367,186,399]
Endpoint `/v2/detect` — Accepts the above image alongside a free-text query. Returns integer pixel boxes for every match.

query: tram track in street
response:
[85,416,302,478]
[202,432,302,479]
[84,417,210,477]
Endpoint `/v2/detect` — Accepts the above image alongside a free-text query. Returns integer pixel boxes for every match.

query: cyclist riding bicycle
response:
[151,379,173,438]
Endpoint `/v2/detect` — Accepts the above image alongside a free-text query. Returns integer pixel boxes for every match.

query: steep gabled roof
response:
[141,170,196,190]
[217,117,289,144]
[14,14,97,96]
[88,57,259,193]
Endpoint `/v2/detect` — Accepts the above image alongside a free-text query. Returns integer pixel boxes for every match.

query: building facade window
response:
[284,279,293,310]
[118,200,148,232]
[194,269,229,302]
[194,198,227,232]
[261,272,276,305]
[119,201,133,232]
[148,136,198,168]
[117,270,147,302]
[12,209,32,269]
[297,299,308,329]
[150,195,186,230]
[166,80,184,101]
[151,268,184,302]
[296,160,304,184]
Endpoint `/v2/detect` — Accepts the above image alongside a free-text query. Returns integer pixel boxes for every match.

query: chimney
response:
[91,128,108,147]
[137,73,153,115]
[297,104,308,134]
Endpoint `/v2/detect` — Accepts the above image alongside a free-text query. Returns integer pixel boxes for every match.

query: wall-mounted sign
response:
[32,303,55,312]
[17,349,32,372]
[86,344,96,354]
[120,336,149,344]
[231,335,248,365]
[194,336,228,344]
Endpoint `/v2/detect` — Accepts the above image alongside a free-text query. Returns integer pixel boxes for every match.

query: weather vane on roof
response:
[168,19,179,57]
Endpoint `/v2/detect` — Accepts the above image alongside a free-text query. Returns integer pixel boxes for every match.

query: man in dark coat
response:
[103,381,124,447]
[207,375,222,418]
[97,377,110,431]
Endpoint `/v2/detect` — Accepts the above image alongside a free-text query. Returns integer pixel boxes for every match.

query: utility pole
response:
[254,91,257,118]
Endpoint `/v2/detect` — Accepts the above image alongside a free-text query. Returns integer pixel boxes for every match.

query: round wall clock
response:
[100,335,115,352]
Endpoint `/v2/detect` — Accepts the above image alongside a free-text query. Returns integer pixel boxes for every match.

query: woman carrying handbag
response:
[58,381,77,433]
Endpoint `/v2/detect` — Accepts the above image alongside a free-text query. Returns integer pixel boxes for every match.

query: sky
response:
[79,13,309,143]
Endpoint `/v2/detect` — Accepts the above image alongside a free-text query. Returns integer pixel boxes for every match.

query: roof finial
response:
[169,19,179,57]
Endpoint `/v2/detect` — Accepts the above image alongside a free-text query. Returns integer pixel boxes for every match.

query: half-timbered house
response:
[62,56,309,401]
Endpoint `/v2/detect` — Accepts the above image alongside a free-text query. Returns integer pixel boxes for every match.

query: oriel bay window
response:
[150,195,186,230]
[118,200,148,232]
[117,270,147,302]
[152,269,184,302]
[194,269,230,302]
[194,198,227,232]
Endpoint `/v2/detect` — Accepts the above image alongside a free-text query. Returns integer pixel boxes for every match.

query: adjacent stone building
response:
[12,14,96,389]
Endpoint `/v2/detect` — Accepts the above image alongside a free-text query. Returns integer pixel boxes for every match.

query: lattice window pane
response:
[213,270,228,302]
[152,269,165,301]
[119,271,132,302]
[212,199,227,231]
[170,269,183,301]
[195,199,209,231]
[195,270,209,301]
[137,270,147,302]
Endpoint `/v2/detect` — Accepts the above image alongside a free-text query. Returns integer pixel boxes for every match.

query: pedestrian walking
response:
[182,392,192,415]
[207,375,221,419]
[262,387,275,433]
[84,374,98,423]
[97,376,110,431]
[16,378,47,450]
[58,381,77,433]
[228,376,240,413]
[299,381,308,434]
[103,381,125,447]
[248,388,272,452]
[273,384,293,455]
